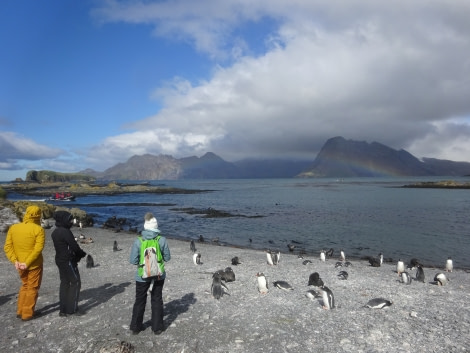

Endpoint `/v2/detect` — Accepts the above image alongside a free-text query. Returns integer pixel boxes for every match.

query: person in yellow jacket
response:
[4,205,45,321]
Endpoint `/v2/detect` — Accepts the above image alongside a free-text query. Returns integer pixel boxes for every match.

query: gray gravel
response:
[1,226,469,353]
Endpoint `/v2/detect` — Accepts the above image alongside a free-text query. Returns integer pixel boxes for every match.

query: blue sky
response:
[1,0,470,181]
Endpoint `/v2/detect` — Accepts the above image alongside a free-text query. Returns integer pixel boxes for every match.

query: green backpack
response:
[138,235,164,279]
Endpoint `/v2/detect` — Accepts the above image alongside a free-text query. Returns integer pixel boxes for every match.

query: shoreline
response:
[1,226,469,352]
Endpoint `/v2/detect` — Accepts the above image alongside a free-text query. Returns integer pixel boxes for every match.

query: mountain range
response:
[81,136,470,180]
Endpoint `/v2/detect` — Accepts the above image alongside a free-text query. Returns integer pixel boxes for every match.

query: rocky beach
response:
[1,222,470,353]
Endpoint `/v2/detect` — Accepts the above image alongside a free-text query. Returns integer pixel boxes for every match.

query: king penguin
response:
[320,286,335,309]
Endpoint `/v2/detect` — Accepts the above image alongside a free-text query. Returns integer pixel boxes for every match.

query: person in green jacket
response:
[4,205,45,321]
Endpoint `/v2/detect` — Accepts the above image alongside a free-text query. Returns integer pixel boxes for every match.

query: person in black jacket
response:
[51,211,87,317]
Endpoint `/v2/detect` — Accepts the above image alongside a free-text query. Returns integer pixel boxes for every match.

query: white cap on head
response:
[144,217,158,230]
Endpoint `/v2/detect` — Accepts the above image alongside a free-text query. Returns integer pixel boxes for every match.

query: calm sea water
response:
[8,177,470,269]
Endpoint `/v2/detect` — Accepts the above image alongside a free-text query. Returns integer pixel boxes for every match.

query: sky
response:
[1,0,470,181]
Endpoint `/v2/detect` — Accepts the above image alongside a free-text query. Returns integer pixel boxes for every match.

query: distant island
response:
[8,136,470,181]
[402,180,470,189]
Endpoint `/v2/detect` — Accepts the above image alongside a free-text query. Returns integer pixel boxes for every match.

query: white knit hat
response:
[144,214,158,230]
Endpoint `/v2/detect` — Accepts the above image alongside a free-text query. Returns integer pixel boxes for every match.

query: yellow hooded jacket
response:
[4,205,45,269]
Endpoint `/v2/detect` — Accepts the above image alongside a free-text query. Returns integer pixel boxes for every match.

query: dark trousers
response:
[56,261,81,314]
[130,279,165,332]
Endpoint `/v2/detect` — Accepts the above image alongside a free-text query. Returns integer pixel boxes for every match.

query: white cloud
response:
[0,131,62,163]
[85,1,470,168]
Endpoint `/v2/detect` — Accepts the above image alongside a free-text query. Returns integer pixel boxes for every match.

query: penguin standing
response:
[193,253,202,265]
[211,273,228,300]
[266,251,274,265]
[272,251,280,265]
[340,249,346,262]
[86,254,94,268]
[256,272,269,294]
[415,265,425,282]
[325,248,334,258]
[320,286,335,309]
[113,240,120,252]
[400,271,412,285]
[190,240,196,253]
[320,250,326,262]
[396,259,405,276]
[445,257,453,272]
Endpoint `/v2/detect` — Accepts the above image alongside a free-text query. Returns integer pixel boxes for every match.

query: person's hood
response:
[54,210,73,229]
[23,205,42,225]
[141,229,160,240]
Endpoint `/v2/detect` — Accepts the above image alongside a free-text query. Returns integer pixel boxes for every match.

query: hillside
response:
[62,136,470,179]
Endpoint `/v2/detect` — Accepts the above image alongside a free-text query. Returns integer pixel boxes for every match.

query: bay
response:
[8,177,470,269]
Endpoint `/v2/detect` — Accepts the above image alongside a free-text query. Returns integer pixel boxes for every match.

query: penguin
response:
[86,254,94,268]
[255,272,269,294]
[340,249,346,262]
[190,240,196,253]
[320,250,326,262]
[326,248,334,258]
[231,256,242,265]
[396,259,405,276]
[273,281,294,291]
[308,272,324,287]
[211,273,228,300]
[400,271,412,285]
[272,251,280,265]
[369,257,381,267]
[415,265,425,283]
[223,267,235,282]
[369,253,382,267]
[320,286,335,309]
[287,244,296,252]
[302,259,313,265]
[434,273,449,286]
[335,261,343,268]
[113,240,121,252]
[337,270,348,280]
[344,261,353,267]
[193,253,202,265]
[365,298,393,309]
[305,289,321,300]
[198,235,205,243]
[445,257,453,272]
[408,258,420,270]
[266,251,274,265]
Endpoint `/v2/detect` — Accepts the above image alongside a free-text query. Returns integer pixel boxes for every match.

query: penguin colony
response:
[190,239,455,308]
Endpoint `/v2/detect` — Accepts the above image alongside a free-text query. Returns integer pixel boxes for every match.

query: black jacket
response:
[51,211,86,264]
